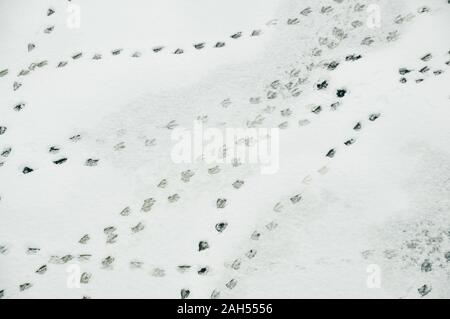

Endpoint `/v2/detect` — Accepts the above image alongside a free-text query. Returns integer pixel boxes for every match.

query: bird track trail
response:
[1,0,446,299]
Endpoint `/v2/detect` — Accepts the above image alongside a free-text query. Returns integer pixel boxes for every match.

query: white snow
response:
[0,0,449,299]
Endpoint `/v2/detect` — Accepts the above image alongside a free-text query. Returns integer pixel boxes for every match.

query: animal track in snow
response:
[2,0,439,299]
[398,50,449,84]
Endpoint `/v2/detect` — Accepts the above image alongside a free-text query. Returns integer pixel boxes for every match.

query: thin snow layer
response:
[0,0,449,299]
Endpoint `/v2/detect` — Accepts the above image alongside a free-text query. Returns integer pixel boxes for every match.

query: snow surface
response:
[0,0,449,299]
